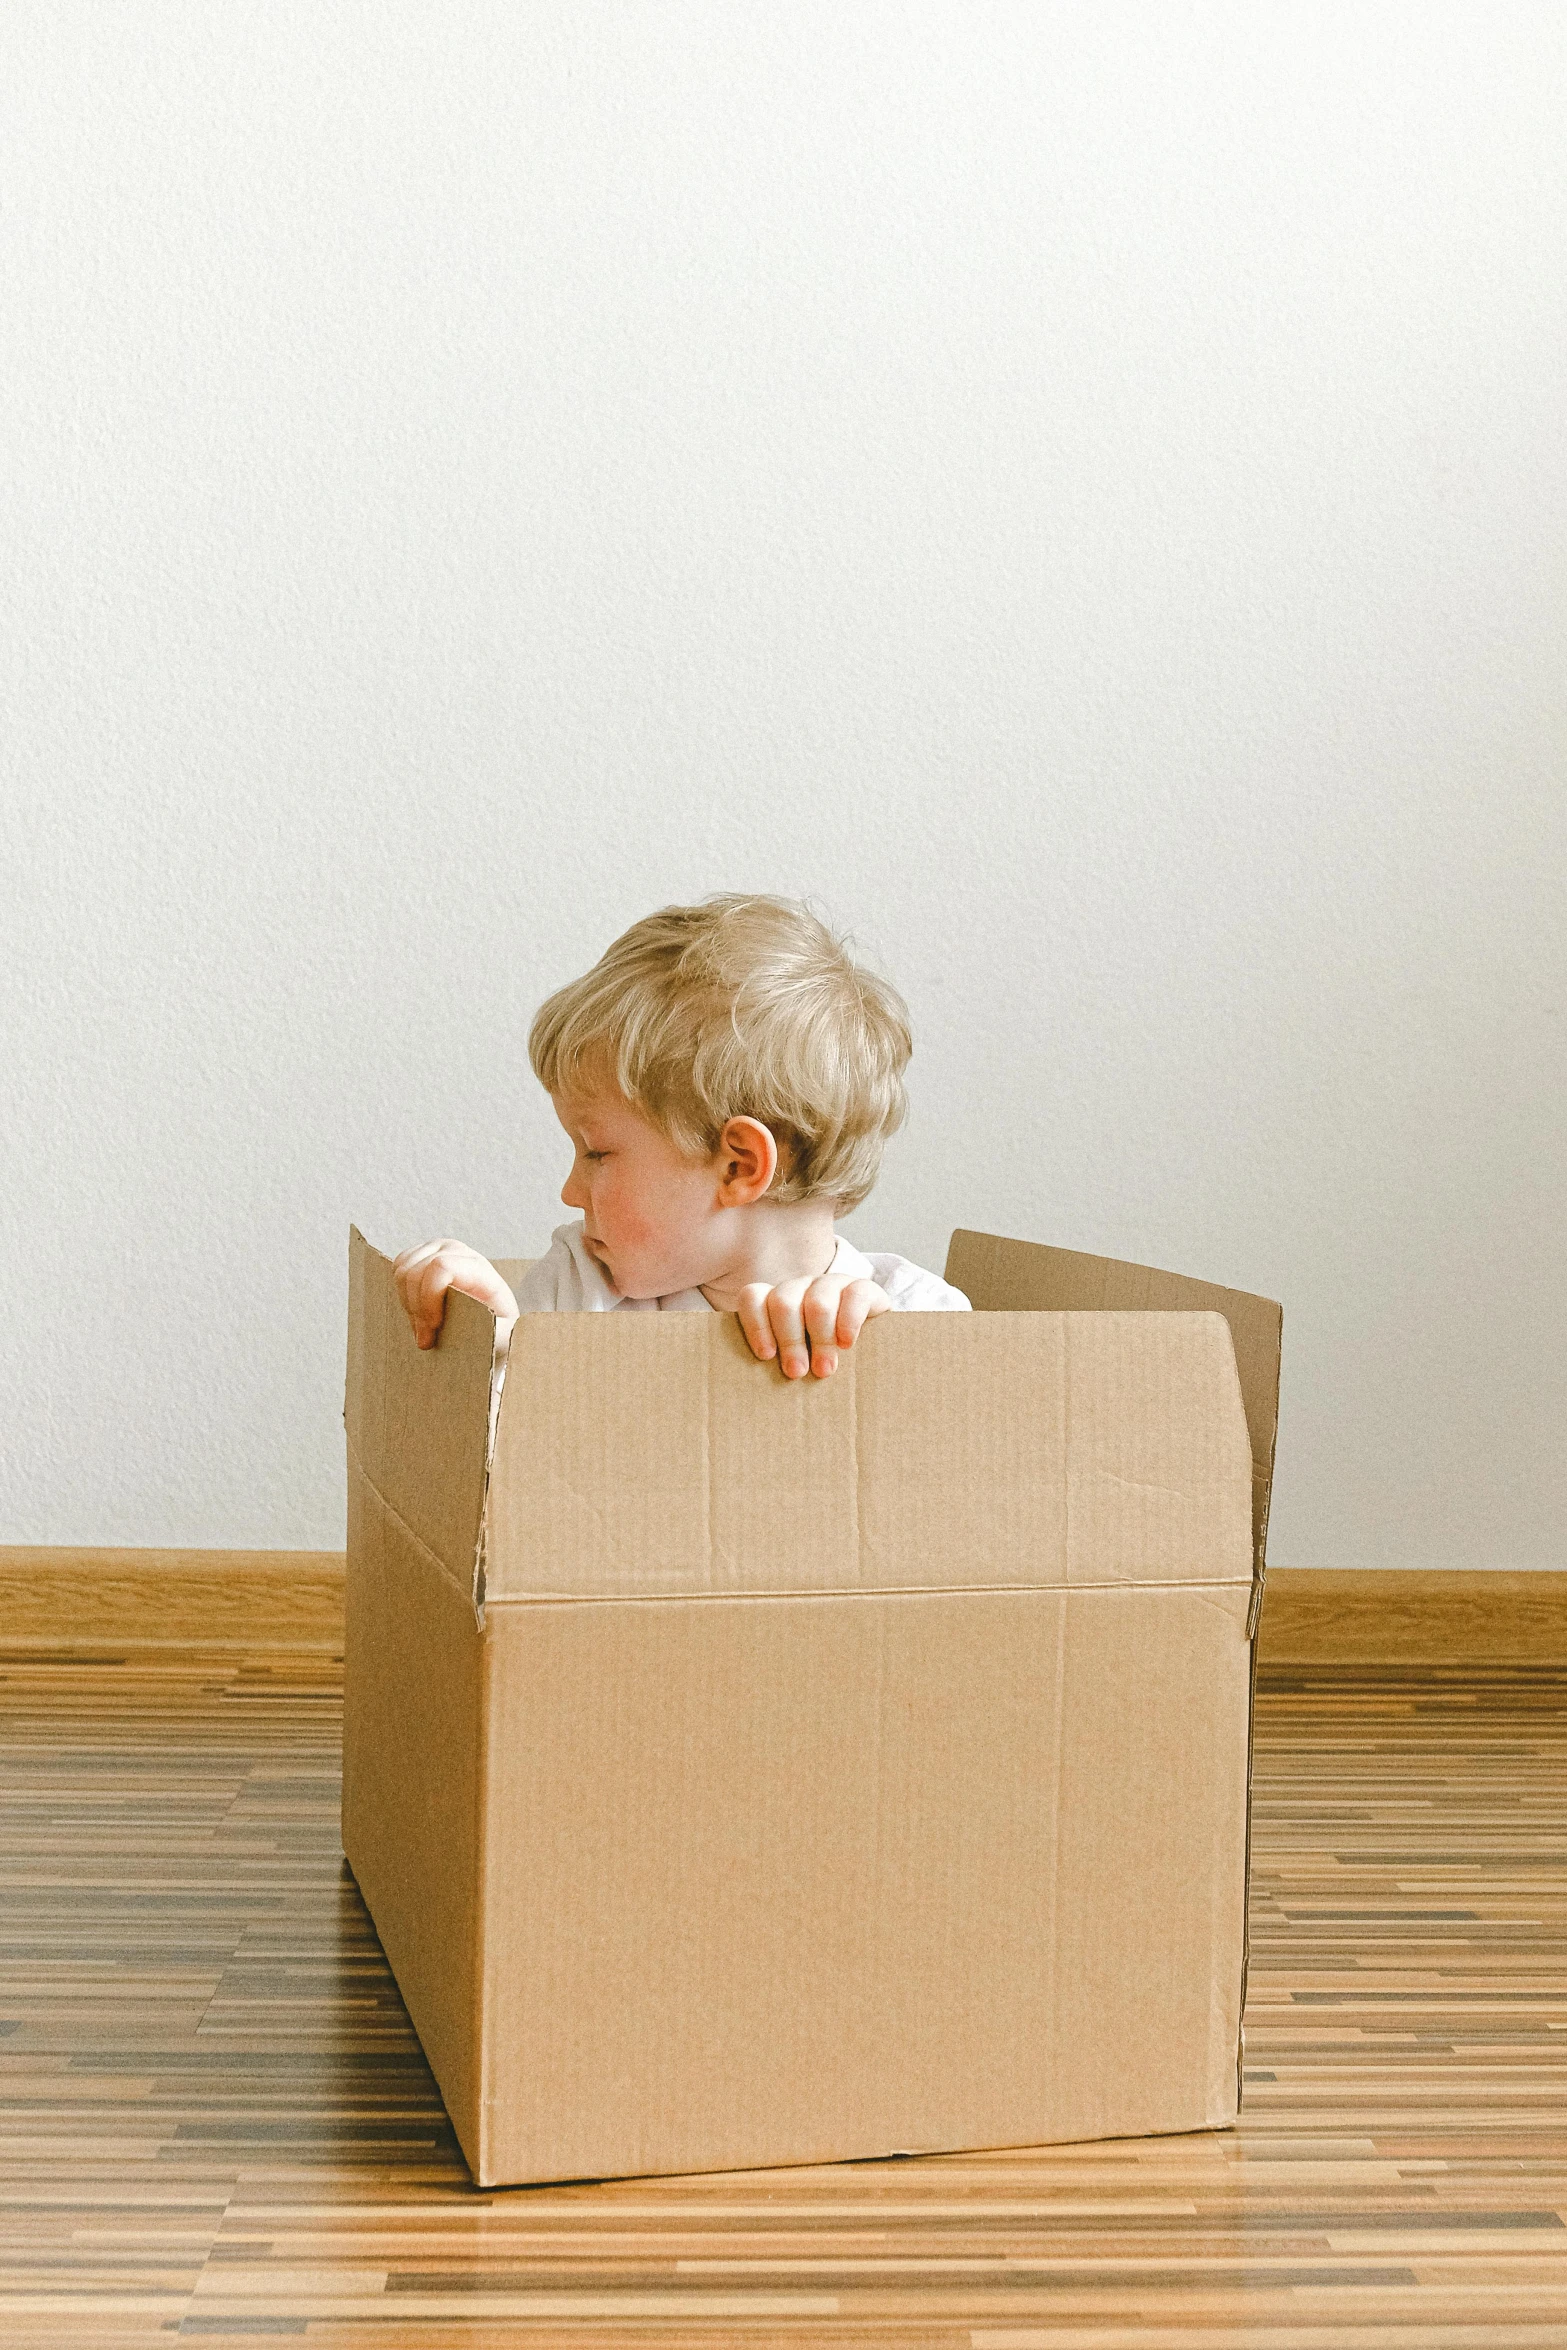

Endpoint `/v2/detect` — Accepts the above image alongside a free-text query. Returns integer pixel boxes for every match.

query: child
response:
[394,894,970,1379]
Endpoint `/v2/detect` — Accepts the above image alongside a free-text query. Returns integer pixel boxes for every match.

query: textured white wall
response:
[3,4,1563,1565]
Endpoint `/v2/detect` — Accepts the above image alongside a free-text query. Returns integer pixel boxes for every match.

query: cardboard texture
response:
[944,1230,1284,1617]
[342,1226,1280,2188]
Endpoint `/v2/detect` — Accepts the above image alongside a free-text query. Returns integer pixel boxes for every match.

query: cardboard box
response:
[342,1226,1281,2187]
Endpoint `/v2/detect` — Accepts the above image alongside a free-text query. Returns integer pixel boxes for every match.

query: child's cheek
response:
[601,1177,658,1253]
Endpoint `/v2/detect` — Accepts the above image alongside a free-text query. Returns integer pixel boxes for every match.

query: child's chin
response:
[614,1265,685,1302]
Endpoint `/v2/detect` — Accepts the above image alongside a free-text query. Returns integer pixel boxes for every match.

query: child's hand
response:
[393,1240,519,1351]
[734,1274,890,1380]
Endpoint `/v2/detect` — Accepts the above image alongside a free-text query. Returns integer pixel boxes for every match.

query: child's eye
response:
[582,1149,608,1163]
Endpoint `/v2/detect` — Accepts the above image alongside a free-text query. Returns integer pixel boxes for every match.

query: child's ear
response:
[716,1116,779,1205]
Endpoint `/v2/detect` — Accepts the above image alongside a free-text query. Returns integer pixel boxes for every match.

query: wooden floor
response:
[2,1654,1565,2346]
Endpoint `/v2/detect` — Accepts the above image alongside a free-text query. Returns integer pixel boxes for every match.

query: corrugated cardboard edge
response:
[944,1228,1282,2129]
[471,1384,495,1628]
[473,1257,538,1628]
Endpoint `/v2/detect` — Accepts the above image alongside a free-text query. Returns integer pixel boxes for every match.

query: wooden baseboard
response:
[1258,1567,1567,1664]
[0,1548,345,1653]
[0,1553,1562,1664]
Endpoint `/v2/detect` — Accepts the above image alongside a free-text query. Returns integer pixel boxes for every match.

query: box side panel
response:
[342,1459,486,2170]
[944,1229,1282,1572]
[345,1232,496,1587]
[1052,1582,1253,2137]
[476,1591,1063,2185]
[471,1585,1246,2188]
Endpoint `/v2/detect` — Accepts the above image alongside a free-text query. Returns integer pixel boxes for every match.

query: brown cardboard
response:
[342,1225,1279,2187]
[942,1227,1284,2113]
[944,1229,1283,1603]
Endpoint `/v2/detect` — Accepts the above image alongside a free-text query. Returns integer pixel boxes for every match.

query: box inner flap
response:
[945,1228,1282,1573]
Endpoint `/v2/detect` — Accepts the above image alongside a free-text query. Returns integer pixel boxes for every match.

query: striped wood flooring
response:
[1,1651,1565,2345]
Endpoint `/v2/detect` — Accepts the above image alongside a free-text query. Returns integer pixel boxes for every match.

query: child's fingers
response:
[835,1278,891,1350]
[735,1283,779,1363]
[394,1244,441,1345]
[394,1242,519,1353]
[393,1240,439,1320]
[801,1280,843,1378]
[764,1281,812,1380]
[740,1279,889,1377]
[394,1240,471,1350]
[412,1259,454,1348]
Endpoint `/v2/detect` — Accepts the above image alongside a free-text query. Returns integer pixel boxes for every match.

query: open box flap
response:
[945,1229,1282,1612]
[346,1227,497,1607]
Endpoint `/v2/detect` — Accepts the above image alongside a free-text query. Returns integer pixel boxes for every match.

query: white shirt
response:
[514,1219,972,1316]
[486,1221,970,1447]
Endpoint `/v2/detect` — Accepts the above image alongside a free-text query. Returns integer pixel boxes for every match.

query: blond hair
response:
[528,895,912,1210]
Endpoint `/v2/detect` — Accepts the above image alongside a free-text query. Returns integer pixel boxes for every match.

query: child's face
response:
[553,1083,731,1300]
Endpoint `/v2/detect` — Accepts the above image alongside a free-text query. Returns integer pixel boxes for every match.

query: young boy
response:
[394,894,970,1379]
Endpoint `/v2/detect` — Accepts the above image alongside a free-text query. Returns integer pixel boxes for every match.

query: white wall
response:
[4,4,1563,1566]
